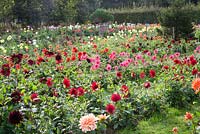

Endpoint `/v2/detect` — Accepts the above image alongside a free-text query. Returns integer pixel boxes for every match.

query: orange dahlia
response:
[192,78,200,94]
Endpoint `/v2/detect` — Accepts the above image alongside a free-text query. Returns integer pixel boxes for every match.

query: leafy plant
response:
[89,9,114,24]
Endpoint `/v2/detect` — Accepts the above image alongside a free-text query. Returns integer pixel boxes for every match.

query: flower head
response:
[46,78,53,87]
[144,82,151,88]
[91,81,99,91]
[172,127,178,134]
[8,110,23,125]
[69,87,85,97]
[63,77,70,88]
[55,54,62,64]
[11,54,23,64]
[11,90,22,103]
[79,114,97,133]
[28,59,35,66]
[97,114,109,121]
[140,72,145,79]
[184,112,193,120]
[149,69,156,78]
[106,104,116,114]
[30,93,40,103]
[1,64,11,76]
[111,93,121,102]
[192,78,200,94]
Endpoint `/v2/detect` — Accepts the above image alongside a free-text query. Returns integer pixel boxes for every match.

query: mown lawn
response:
[118,106,199,134]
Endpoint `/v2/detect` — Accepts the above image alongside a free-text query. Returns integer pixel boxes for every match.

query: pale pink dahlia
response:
[79,114,98,133]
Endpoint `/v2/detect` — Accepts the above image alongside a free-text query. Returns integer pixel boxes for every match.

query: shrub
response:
[89,9,114,24]
[166,82,198,108]
[158,0,194,38]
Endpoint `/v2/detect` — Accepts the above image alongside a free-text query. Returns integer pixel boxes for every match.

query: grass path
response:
[118,106,199,134]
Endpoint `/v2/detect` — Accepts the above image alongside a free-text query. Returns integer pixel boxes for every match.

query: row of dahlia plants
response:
[0,23,200,133]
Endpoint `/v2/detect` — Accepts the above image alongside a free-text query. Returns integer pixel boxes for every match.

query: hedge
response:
[108,8,160,24]
[108,6,200,24]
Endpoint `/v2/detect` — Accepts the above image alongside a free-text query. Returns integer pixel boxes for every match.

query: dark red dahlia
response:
[106,104,116,114]
[45,51,54,57]
[55,54,62,64]
[11,90,22,103]
[116,72,122,79]
[39,77,47,84]
[11,54,23,64]
[63,77,70,88]
[8,110,23,125]
[27,59,35,66]
[1,64,11,76]
[111,93,121,102]
[171,39,175,44]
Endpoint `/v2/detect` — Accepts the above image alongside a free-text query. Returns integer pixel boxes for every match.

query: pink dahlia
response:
[79,114,98,133]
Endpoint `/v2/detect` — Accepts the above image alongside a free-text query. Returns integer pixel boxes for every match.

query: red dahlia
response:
[163,65,169,70]
[69,88,77,97]
[111,93,121,102]
[30,93,40,103]
[140,72,145,79]
[149,69,156,78]
[192,69,198,75]
[46,78,53,87]
[77,87,85,96]
[106,104,116,114]
[63,77,70,88]
[69,87,85,97]
[121,85,129,93]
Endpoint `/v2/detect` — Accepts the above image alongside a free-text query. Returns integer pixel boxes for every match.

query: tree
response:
[0,0,14,22]
[13,0,43,25]
[76,0,102,23]
[51,0,79,24]
[158,0,194,38]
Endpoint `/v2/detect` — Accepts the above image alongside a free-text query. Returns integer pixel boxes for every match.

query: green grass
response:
[118,107,198,134]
